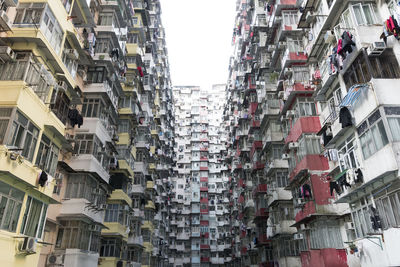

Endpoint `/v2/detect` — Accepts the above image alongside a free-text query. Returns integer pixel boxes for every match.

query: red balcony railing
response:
[250,141,263,158]
[200,177,208,182]
[253,184,268,196]
[285,116,321,144]
[201,257,210,262]
[258,234,271,245]
[253,161,265,170]
[200,187,208,192]
[255,208,269,218]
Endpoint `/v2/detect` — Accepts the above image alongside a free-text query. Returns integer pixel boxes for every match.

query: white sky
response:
[160,0,237,91]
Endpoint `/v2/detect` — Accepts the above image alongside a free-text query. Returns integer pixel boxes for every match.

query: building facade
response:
[0,1,174,267]
[169,85,231,266]
[223,0,400,267]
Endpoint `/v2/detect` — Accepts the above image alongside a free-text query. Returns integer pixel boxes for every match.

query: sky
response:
[160,0,237,91]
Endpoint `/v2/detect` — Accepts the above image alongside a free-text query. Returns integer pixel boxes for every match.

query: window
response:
[74,134,103,163]
[287,37,303,53]
[338,135,359,171]
[351,197,374,238]
[385,107,400,141]
[0,181,24,232]
[65,174,107,206]
[294,98,316,120]
[99,13,114,26]
[351,3,380,25]
[55,220,100,252]
[104,204,129,225]
[358,109,388,159]
[293,66,309,82]
[82,98,106,118]
[369,50,400,79]
[50,91,70,124]
[0,108,12,144]
[275,171,288,188]
[14,3,44,25]
[7,111,39,162]
[375,189,400,230]
[309,221,343,249]
[87,67,107,83]
[35,135,60,176]
[20,196,47,238]
[100,238,121,257]
[282,11,298,25]
[296,135,321,163]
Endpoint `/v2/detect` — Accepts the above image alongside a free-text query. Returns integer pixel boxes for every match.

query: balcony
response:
[270,220,297,237]
[108,189,132,207]
[253,184,268,196]
[255,208,269,219]
[264,159,289,176]
[289,155,329,182]
[201,257,210,262]
[267,188,292,206]
[0,10,12,31]
[285,117,321,144]
[83,81,119,111]
[280,49,307,69]
[257,234,271,246]
[127,235,143,246]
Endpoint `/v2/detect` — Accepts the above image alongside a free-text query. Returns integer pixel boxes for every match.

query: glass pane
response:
[388,118,400,141]
[362,5,374,24]
[24,198,43,237]
[352,4,366,25]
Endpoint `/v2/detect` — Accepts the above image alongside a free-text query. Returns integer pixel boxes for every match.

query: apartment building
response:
[0,1,174,267]
[223,0,400,267]
[170,85,231,267]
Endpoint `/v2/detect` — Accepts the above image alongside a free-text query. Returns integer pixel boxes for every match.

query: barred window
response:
[7,111,39,162]
[0,181,24,232]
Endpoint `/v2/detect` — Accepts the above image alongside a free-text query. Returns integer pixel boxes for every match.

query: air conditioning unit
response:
[0,46,15,62]
[278,41,286,49]
[344,222,354,230]
[324,30,335,44]
[288,142,299,149]
[99,203,107,210]
[305,11,316,24]
[296,198,305,206]
[47,254,65,265]
[268,45,276,52]
[284,68,293,78]
[0,10,10,28]
[367,41,386,56]
[293,233,304,240]
[244,163,252,169]
[300,223,308,230]
[66,48,79,60]
[281,153,289,160]
[286,110,296,117]
[19,237,37,254]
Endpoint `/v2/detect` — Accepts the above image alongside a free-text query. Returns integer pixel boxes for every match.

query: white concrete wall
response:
[64,249,99,267]
[348,228,400,267]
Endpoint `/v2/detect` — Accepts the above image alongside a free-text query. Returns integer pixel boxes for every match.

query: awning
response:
[335,170,398,203]
[339,84,369,108]
[334,169,347,181]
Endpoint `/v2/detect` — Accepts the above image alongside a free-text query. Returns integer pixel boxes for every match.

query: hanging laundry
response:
[302,184,312,199]
[339,107,353,128]
[355,168,364,183]
[38,171,48,187]
[329,181,341,196]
